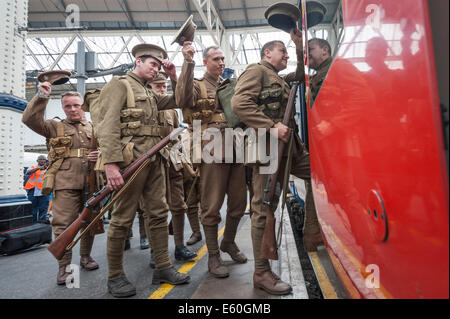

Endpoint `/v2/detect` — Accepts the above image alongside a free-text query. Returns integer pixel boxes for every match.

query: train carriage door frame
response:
[427,0,449,174]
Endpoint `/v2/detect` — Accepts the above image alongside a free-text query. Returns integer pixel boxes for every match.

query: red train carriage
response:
[297,0,448,298]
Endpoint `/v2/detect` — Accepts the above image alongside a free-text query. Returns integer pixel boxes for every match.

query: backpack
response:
[216,78,246,129]
[81,76,135,136]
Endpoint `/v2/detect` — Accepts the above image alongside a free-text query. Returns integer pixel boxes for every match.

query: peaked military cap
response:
[171,15,197,45]
[150,71,169,84]
[264,2,300,33]
[131,43,168,63]
[303,1,327,28]
[37,70,72,85]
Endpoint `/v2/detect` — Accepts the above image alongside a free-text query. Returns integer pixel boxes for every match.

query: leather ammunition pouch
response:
[42,122,93,195]
[257,65,286,121]
[181,80,218,127]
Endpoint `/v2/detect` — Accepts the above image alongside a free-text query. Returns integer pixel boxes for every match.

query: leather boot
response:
[186,231,202,245]
[107,275,136,298]
[140,236,150,250]
[56,264,73,286]
[80,255,99,271]
[220,216,247,263]
[220,241,247,263]
[253,270,292,295]
[175,245,197,261]
[207,253,229,278]
[152,266,190,285]
[302,232,324,252]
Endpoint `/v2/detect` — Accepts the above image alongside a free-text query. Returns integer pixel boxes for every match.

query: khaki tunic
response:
[97,71,177,164]
[22,94,93,191]
[22,94,95,264]
[231,54,320,235]
[176,61,247,226]
[96,71,178,272]
[310,56,332,103]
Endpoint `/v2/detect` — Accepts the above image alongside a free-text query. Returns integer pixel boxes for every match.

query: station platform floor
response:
[0,199,308,300]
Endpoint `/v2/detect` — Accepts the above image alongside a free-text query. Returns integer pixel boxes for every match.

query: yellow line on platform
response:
[308,251,338,299]
[148,226,225,299]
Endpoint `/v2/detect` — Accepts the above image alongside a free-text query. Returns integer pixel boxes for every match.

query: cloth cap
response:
[264,2,300,33]
[37,70,72,85]
[150,71,169,84]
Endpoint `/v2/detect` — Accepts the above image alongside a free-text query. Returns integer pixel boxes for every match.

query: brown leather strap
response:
[198,80,208,99]
[65,148,90,158]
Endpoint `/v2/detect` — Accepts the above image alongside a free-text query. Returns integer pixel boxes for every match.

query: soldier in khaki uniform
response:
[231,29,324,295]
[95,43,189,298]
[22,88,100,285]
[148,72,198,261]
[176,43,248,278]
[307,38,333,103]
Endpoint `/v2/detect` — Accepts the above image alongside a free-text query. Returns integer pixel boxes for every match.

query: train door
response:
[303,0,449,298]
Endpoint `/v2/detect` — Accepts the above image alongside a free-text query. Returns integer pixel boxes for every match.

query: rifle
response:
[260,82,299,260]
[47,127,186,260]
[84,126,104,236]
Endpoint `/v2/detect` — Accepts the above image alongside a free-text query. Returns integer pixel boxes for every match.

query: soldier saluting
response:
[94,43,189,298]
[22,75,100,286]
[231,28,324,295]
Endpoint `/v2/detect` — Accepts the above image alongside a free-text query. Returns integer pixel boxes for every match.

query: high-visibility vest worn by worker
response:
[24,165,45,190]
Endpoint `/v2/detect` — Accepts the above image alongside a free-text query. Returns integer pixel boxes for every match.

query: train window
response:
[306,0,344,106]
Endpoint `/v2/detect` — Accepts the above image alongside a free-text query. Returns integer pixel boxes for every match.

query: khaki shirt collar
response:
[203,72,223,87]
[127,71,147,87]
[260,60,279,74]
[64,118,89,126]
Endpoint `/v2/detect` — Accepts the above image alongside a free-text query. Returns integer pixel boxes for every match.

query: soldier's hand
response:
[38,81,52,98]
[182,41,195,62]
[271,122,291,143]
[105,163,124,191]
[87,150,99,163]
[162,60,177,80]
[290,28,303,50]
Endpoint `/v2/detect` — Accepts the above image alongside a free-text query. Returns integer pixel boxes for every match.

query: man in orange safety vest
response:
[24,155,50,223]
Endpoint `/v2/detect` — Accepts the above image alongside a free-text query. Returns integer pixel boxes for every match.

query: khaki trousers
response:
[52,189,95,266]
[168,164,188,246]
[107,155,171,277]
[200,162,247,226]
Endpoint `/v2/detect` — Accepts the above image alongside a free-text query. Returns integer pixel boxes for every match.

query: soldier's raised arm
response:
[22,81,56,138]
[283,28,305,84]
[155,60,179,110]
[175,41,201,108]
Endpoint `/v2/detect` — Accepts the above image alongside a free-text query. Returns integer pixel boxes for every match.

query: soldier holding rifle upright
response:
[22,73,100,286]
[94,43,189,298]
[231,28,324,295]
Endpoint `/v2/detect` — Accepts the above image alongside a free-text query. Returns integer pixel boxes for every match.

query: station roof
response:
[27,0,339,31]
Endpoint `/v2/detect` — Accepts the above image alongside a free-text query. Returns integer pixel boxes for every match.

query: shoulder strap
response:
[56,121,65,137]
[198,80,208,99]
[117,76,136,109]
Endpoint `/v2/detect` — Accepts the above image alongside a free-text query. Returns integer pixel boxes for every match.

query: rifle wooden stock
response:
[47,127,185,260]
[260,82,299,260]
